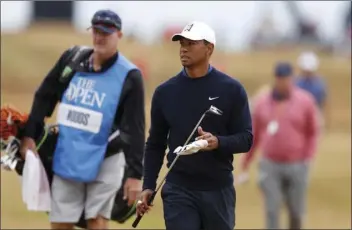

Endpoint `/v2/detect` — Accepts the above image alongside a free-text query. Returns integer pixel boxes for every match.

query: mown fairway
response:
[1,24,351,229]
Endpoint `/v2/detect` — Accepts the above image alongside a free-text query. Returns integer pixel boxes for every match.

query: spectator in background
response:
[249,84,271,112]
[332,3,351,58]
[238,62,320,230]
[295,52,329,129]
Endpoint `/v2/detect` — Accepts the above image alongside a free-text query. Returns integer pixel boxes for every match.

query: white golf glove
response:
[173,140,208,156]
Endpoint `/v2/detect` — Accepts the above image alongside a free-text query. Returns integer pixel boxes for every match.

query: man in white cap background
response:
[295,51,329,129]
[136,21,253,230]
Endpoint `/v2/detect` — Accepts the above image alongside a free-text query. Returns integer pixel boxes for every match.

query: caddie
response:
[19,9,145,230]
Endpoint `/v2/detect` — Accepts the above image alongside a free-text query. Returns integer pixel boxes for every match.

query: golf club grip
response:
[132,214,142,228]
[132,191,157,228]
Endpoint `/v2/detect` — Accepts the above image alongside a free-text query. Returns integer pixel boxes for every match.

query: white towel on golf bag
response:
[22,149,51,212]
[174,140,208,155]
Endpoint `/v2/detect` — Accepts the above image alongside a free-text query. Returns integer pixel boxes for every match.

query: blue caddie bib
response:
[53,54,137,182]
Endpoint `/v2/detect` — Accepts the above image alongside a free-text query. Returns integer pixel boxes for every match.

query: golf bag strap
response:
[35,127,49,151]
[43,46,92,118]
[59,45,93,83]
[36,124,57,151]
[56,46,93,98]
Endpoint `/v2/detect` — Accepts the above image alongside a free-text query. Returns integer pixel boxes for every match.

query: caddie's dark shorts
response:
[161,181,235,230]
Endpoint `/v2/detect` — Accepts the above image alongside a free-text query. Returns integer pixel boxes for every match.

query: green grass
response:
[1,24,351,229]
[1,132,350,229]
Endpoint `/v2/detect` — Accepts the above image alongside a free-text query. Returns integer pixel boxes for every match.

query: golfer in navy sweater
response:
[137,21,253,230]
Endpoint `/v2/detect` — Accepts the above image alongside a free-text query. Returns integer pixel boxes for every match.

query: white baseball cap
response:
[297,51,319,72]
[171,21,216,46]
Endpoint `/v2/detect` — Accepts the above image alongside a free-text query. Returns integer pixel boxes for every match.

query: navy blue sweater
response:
[143,68,253,190]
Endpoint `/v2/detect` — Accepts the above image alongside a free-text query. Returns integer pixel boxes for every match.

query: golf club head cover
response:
[174,139,208,156]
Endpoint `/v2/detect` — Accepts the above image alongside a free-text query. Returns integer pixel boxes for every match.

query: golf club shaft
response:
[155,112,207,192]
[132,111,208,228]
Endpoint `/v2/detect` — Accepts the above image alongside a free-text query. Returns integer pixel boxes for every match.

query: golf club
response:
[132,105,222,228]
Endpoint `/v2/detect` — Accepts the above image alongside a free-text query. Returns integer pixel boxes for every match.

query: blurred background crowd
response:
[1,1,351,229]
[2,1,351,54]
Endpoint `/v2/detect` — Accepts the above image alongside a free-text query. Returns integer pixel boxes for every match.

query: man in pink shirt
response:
[239,62,320,229]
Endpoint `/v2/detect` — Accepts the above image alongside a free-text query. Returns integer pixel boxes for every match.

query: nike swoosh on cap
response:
[209,97,219,100]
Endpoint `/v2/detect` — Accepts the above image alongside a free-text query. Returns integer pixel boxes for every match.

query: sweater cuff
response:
[142,180,156,191]
[216,135,228,153]
[125,168,143,180]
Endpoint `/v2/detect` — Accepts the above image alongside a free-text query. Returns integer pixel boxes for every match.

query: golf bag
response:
[0,47,137,228]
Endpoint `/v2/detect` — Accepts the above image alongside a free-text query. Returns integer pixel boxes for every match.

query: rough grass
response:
[1,24,351,229]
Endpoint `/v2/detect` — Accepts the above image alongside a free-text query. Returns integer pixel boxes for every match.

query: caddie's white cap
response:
[297,51,319,72]
[171,21,216,46]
